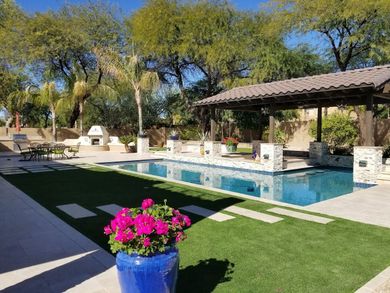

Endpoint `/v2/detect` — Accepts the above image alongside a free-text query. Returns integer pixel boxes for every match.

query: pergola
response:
[194,65,390,146]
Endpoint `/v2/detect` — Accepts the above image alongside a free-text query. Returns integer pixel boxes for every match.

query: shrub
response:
[104,199,191,256]
[309,113,358,153]
[119,134,136,146]
[179,126,201,140]
[383,145,390,158]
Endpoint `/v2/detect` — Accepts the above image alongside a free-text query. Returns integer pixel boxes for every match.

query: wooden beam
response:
[317,107,322,142]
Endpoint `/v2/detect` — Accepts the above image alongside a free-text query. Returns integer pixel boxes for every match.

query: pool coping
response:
[92,160,326,211]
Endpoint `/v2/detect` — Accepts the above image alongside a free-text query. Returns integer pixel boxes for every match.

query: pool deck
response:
[306,184,390,229]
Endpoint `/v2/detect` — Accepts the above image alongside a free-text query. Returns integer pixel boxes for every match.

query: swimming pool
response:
[113,159,367,206]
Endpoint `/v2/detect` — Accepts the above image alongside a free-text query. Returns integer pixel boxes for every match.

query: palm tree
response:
[95,48,160,135]
[33,82,64,141]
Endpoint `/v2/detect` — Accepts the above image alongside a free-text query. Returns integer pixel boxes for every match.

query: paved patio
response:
[0,176,120,292]
[306,184,390,229]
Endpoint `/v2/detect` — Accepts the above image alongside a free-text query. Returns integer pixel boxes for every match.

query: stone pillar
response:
[137,137,149,154]
[261,143,283,172]
[353,146,383,184]
[309,142,328,166]
[252,140,261,157]
[204,141,221,158]
[166,140,182,155]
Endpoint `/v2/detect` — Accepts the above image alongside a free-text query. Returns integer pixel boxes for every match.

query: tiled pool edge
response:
[93,162,314,211]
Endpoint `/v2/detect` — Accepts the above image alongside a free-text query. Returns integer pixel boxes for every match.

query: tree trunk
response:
[135,90,143,134]
[79,101,84,135]
[51,105,56,142]
[68,103,80,128]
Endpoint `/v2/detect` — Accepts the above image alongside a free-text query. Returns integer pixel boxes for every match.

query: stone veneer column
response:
[260,143,283,172]
[309,142,328,166]
[204,141,221,158]
[166,140,182,155]
[137,137,149,154]
[353,146,383,184]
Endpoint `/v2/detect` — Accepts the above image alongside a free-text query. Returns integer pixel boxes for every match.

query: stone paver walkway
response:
[268,207,334,224]
[224,206,283,223]
[180,205,235,222]
[97,204,123,216]
[0,177,119,292]
[306,185,390,228]
[57,204,97,219]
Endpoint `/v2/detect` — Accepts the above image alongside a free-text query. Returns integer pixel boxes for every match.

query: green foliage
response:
[179,126,202,140]
[309,113,358,153]
[383,145,390,158]
[119,134,136,146]
[270,0,390,70]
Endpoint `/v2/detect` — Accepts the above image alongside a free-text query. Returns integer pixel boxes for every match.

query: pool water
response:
[115,160,367,206]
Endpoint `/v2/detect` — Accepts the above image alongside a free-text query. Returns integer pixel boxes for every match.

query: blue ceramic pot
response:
[116,247,179,293]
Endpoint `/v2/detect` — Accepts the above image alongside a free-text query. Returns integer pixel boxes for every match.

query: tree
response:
[95,49,160,134]
[309,113,358,153]
[33,82,64,140]
[270,0,390,144]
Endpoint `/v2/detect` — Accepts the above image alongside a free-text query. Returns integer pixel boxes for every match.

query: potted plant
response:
[104,198,191,293]
[169,129,179,140]
[222,137,239,153]
[119,135,137,152]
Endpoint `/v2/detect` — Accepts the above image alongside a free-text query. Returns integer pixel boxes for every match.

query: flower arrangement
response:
[222,137,239,147]
[104,199,191,256]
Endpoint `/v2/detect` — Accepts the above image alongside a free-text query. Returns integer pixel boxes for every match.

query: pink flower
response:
[110,219,118,231]
[116,215,133,230]
[183,215,191,227]
[155,220,169,235]
[173,209,181,216]
[134,214,156,235]
[115,230,134,243]
[116,207,130,217]
[141,198,154,210]
[104,225,112,235]
[143,237,151,247]
[172,216,181,226]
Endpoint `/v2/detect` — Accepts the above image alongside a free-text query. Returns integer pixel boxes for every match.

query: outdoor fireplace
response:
[87,125,109,146]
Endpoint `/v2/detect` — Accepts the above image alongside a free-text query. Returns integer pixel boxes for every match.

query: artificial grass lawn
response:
[4,167,390,293]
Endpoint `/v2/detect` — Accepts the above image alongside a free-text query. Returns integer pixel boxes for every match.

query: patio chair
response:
[16,143,34,161]
[67,142,81,158]
[51,144,68,160]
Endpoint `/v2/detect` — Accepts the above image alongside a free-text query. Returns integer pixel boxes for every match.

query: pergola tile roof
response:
[194,65,390,106]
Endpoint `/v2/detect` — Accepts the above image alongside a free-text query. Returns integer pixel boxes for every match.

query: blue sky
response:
[15,0,267,14]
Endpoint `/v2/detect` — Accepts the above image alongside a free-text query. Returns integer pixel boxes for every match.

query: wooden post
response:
[210,106,216,141]
[366,95,374,146]
[317,106,322,142]
[258,108,263,140]
[269,105,275,143]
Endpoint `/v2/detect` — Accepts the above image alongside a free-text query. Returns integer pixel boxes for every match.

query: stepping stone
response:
[267,207,334,224]
[29,169,54,173]
[1,171,28,175]
[57,204,96,219]
[180,205,235,222]
[97,204,123,216]
[224,206,283,223]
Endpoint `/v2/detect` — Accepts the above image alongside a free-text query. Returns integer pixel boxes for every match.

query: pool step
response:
[284,158,313,170]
